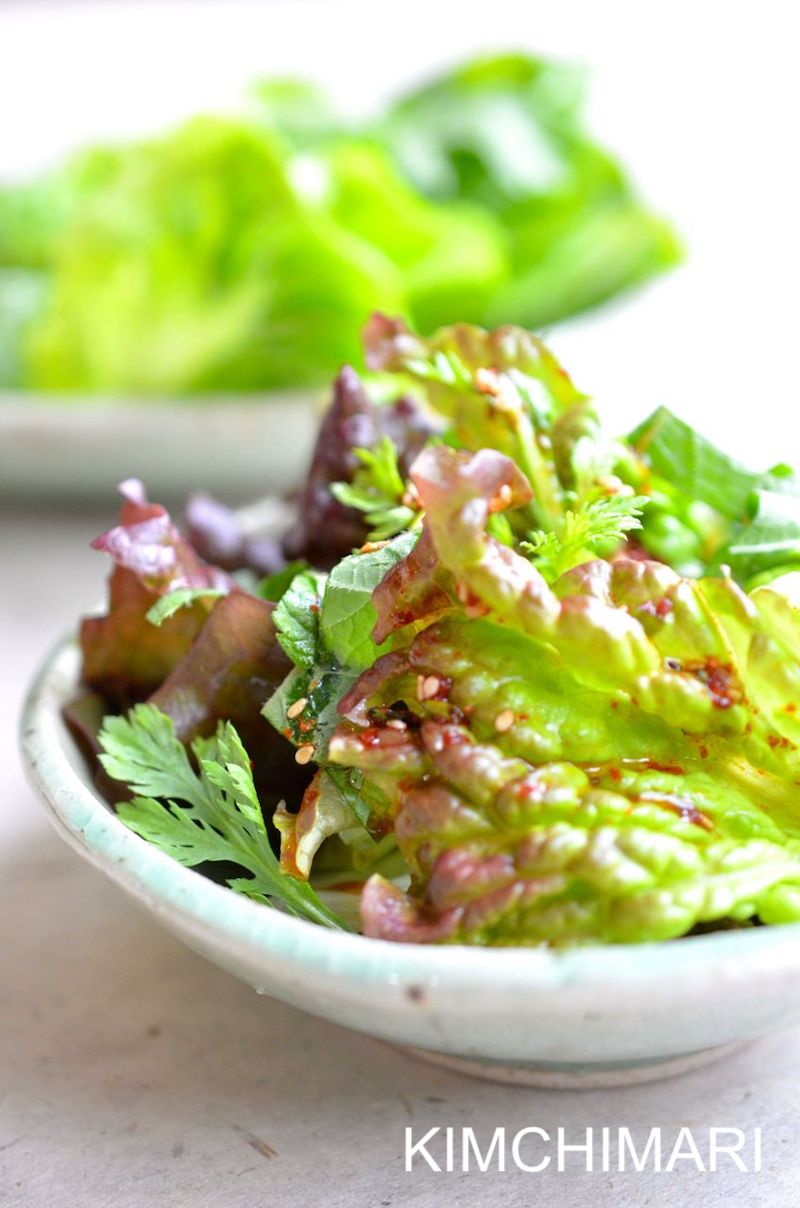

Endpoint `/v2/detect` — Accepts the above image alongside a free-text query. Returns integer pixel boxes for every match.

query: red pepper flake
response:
[609,767,622,782]
[684,657,742,709]
[360,727,384,748]
[786,703,798,714]
[699,745,709,759]
[517,779,545,802]
[638,596,674,619]
[639,792,714,831]
[645,760,685,775]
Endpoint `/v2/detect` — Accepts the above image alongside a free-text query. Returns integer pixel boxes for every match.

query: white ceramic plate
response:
[0,392,318,503]
[21,636,800,1088]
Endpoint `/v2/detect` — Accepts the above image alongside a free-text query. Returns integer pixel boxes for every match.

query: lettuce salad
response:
[70,315,800,947]
[0,53,678,393]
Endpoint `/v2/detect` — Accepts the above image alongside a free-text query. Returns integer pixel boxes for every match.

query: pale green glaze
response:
[20,637,800,1086]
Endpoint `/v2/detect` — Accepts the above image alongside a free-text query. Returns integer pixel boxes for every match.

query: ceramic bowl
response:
[0,391,317,503]
[21,637,800,1089]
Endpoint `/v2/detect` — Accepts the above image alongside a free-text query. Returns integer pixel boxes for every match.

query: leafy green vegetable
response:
[99,704,347,929]
[522,493,648,582]
[1,52,679,394]
[331,436,419,541]
[380,53,586,208]
[262,531,422,866]
[325,444,800,945]
[720,488,800,584]
[380,53,681,329]
[484,201,680,330]
[273,568,326,669]
[23,117,405,393]
[630,406,761,520]
[262,663,356,763]
[146,586,227,627]
[320,531,418,671]
[362,312,652,572]
[81,479,233,703]
[256,560,308,603]
[78,309,800,951]
[364,313,585,530]
[318,140,509,331]
[249,78,344,148]
[265,532,419,764]
[627,405,800,583]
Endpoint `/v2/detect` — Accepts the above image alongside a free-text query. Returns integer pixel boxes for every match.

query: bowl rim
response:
[20,634,800,993]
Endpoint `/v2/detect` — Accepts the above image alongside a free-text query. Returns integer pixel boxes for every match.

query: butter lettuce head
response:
[24,118,406,393]
[1,52,680,393]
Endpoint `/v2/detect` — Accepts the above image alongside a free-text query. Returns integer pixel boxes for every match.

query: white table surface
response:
[2,508,800,1207]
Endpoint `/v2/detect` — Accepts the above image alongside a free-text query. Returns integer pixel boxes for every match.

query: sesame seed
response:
[287,697,308,720]
[494,709,515,733]
[475,367,500,395]
[420,675,441,701]
[498,483,512,505]
[386,718,407,731]
[294,744,315,765]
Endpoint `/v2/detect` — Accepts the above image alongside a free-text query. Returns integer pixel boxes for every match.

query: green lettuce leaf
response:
[3,53,680,394]
[630,405,761,520]
[23,117,405,392]
[380,52,681,328]
[323,444,800,945]
[629,405,800,582]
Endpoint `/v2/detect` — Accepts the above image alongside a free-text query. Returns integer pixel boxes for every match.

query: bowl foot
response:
[400,1040,746,1089]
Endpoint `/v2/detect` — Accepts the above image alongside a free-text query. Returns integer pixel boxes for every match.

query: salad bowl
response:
[22,636,800,1089]
[0,391,317,503]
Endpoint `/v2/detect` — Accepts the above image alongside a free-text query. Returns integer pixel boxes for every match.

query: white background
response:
[1,0,799,465]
